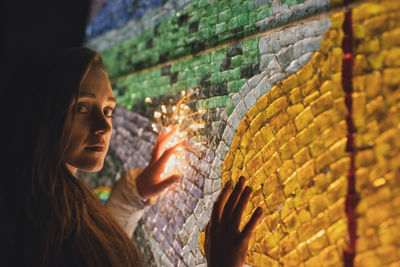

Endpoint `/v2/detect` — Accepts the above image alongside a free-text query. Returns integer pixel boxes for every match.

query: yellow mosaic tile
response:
[353,0,400,266]
[198,1,400,265]
[204,11,352,266]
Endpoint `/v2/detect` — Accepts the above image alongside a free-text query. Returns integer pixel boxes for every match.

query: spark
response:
[145,97,152,103]
[152,123,159,133]
[149,88,206,189]
[154,111,161,119]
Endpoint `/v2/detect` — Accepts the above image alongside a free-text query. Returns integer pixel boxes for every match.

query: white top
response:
[105,168,152,237]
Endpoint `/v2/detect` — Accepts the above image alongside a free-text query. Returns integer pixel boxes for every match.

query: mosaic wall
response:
[81,0,400,266]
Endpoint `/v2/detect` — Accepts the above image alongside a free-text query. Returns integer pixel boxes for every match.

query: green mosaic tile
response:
[210,72,221,84]
[219,32,231,41]
[215,95,230,107]
[227,78,246,93]
[216,1,230,12]
[215,22,228,35]
[228,17,239,30]
[243,38,258,53]
[230,55,245,68]
[205,4,220,16]
[186,77,199,88]
[256,5,272,21]
[211,61,222,73]
[193,64,210,76]
[200,95,229,110]
[219,9,233,23]
[186,34,201,43]
[226,98,235,116]
[230,0,243,5]
[179,69,195,80]
[100,0,313,80]
[220,68,240,82]
[244,0,255,11]
[188,11,202,23]
[237,13,249,27]
[170,46,191,58]
[211,49,227,61]
[158,20,174,34]
[231,4,244,17]
[204,98,216,110]
[196,0,209,8]
[100,0,321,110]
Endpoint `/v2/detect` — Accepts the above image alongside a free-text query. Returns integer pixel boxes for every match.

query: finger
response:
[240,207,263,241]
[157,127,179,151]
[151,127,178,161]
[152,141,185,174]
[146,174,181,197]
[221,176,246,224]
[210,181,232,226]
[231,186,252,232]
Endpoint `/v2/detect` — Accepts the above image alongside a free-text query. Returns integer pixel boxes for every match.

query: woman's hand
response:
[135,128,186,199]
[205,176,263,267]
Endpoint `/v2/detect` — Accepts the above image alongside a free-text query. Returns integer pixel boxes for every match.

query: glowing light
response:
[154,111,161,119]
[152,123,159,133]
[145,97,152,103]
[161,134,186,179]
[373,178,386,187]
[149,87,206,190]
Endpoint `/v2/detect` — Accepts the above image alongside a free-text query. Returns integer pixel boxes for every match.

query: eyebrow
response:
[79,92,117,103]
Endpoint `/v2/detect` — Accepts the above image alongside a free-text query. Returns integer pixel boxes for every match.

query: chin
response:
[81,162,104,172]
[70,157,105,173]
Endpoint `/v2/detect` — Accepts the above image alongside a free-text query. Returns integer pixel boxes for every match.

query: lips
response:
[85,143,107,152]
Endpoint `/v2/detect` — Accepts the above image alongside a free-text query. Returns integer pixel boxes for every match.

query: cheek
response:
[65,122,88,157]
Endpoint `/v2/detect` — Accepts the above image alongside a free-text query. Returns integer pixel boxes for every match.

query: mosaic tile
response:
[81,0,400,265]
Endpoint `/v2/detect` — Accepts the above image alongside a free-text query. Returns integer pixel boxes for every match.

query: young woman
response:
[2,47,262,266]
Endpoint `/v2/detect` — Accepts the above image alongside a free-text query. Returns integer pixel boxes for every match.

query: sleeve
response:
[105,168,154,237]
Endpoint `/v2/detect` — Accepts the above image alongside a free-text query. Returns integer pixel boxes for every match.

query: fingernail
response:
[244,186,252,194]
[225,180,233,188]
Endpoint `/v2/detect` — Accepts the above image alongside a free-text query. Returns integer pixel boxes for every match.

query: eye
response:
[104,107,114,118]
[77,103,89,114]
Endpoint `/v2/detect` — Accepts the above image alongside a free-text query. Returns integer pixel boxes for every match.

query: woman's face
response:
[64,65,116,174]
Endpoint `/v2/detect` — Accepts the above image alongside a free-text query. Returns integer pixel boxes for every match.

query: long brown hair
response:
[5,47,143,266]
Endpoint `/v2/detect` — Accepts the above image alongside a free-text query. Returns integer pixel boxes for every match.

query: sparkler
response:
[146,90,206,185]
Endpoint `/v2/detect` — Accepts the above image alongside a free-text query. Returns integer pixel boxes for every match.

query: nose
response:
[91,108,112,136]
